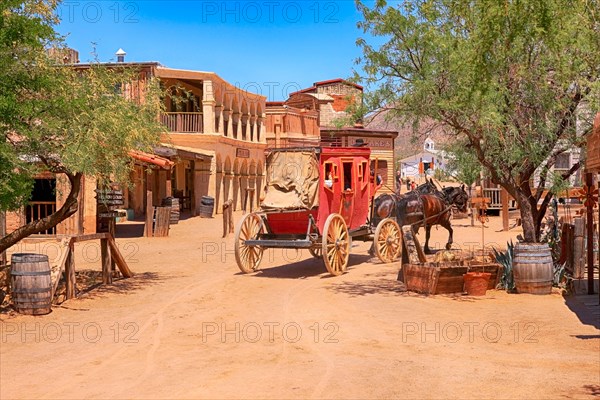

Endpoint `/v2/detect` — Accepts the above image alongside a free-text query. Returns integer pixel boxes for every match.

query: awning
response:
[154,144,214,161]
[128,150,175,169]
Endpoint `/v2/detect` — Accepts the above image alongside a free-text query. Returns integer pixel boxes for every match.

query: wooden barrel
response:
[512,243,553,294]
[10,253,52,315]
[199,204,214,218]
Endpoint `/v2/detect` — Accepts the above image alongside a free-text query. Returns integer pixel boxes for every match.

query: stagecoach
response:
[234,146,402,276]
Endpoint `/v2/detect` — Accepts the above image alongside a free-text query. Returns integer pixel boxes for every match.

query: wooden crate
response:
[467,263,503,290]
[402,263,468,295]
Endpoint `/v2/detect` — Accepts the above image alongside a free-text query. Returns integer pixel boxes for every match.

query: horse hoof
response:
[445,244,452,250]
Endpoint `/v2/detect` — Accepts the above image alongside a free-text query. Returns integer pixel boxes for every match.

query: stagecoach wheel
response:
[308,247,322,258]
[374,218,402,263]
[234,213,265,274]
[322,213,350,276]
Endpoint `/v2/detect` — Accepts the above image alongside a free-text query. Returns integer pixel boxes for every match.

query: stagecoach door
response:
[340,161,354,226]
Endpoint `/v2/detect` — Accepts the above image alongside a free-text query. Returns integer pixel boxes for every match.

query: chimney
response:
[115,48,126,63]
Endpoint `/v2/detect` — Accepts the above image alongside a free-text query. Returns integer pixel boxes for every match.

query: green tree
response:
[445,140,481,187]
[0,1,166,253]
[356,0,600,242]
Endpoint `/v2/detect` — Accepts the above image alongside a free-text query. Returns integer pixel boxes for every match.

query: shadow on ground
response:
[58,270,168,302]
[249,254,372,280]
[563,290,600,331]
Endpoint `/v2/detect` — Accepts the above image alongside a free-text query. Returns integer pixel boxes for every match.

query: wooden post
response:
[107,237,133,277]
[144,169,154,237]
[469,186,474,227]
[107,219,117,276]
[0,211,5,266]
[585,172,595,295]
[574,217,585,279]
[501,188,509,231]
[101,238,112,285]
[166,170,172,198]
[65,243,75,299]
[222,199,234,238]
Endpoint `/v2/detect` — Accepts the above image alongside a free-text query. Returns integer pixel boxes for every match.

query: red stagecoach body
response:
[234,146,401,276]
[261,147,376,235]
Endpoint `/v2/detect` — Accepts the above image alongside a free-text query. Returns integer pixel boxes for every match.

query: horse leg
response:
[424,225,433,254]
[442,219,453,250]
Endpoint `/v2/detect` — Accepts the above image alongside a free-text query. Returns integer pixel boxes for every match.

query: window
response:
[343,162,353,191]
[554,153,570,170]
[324,162,338,190]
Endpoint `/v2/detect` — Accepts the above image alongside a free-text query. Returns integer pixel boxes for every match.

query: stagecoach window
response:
[324,162,337,190]
[343,162,353,190]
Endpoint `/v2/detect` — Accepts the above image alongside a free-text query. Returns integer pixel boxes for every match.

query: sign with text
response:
[236,148,250,158]
[349,137,393,150]
[95,188,124,207]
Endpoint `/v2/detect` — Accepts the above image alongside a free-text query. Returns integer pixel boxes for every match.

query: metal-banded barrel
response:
[513,243,553,295]
[10,253,52,315]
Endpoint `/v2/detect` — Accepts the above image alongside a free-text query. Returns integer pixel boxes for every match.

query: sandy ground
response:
[1,210,599,399]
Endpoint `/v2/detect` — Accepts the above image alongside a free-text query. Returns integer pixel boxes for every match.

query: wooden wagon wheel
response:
[234,213,265,274]
[308,247,322,258]
[322,213,350,276]
[374,218,402,263]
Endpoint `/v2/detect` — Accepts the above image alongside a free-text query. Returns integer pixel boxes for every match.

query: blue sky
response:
[55,1,374,101]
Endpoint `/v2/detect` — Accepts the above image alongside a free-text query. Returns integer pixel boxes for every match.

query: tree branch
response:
[0,172,82,254]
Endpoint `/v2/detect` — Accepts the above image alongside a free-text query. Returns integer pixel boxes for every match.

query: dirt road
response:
[1,212,598,399]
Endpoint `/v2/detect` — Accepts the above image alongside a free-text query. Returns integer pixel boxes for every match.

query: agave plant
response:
[493,241,515,292]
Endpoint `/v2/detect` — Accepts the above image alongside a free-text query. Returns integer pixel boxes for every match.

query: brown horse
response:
[396,185,469,254]
[371,178,438,228]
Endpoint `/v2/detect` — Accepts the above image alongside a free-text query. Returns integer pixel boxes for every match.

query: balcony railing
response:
[161,112,203,133]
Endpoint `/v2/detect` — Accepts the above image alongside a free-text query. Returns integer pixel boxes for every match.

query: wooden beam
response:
[101,238,112,285]
[51,237,72,299]
[0,211,5,266]
[501,188,509,231]
[107,237,133,278]
[144,168,154,237]
[585,173,595,295]
[71,233,109,243]
[65,243,75,299]
[166,171,172,198]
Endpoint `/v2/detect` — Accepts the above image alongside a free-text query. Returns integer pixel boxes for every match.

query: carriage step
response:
[244,239,313,249]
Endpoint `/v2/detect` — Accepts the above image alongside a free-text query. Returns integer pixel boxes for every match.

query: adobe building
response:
[4,52,267,240]
[264,79,398,193]
[264,102,319,148]
[286,79,363,127]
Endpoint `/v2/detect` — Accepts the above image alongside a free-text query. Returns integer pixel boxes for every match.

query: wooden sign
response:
[349,137,393,150]
[98,212,119,219]
[236,148,250,158]
[96,188,124,207]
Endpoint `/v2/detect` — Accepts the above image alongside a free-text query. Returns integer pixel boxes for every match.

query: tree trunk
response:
[0,173,82,254]
[513,189,538,243]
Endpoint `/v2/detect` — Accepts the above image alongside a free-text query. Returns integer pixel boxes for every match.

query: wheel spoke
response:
[321,214,349,276]
[235,214,264,273]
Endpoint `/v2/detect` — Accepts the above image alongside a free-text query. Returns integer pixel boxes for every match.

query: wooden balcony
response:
[160,112,203,133]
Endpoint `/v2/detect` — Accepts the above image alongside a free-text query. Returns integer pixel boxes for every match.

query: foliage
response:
[355,0,600,242]
[0,0,166,252]
[492,241,515,292]
[331,93,368,128]
[444,140,480,186]
[0,0,58,209]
